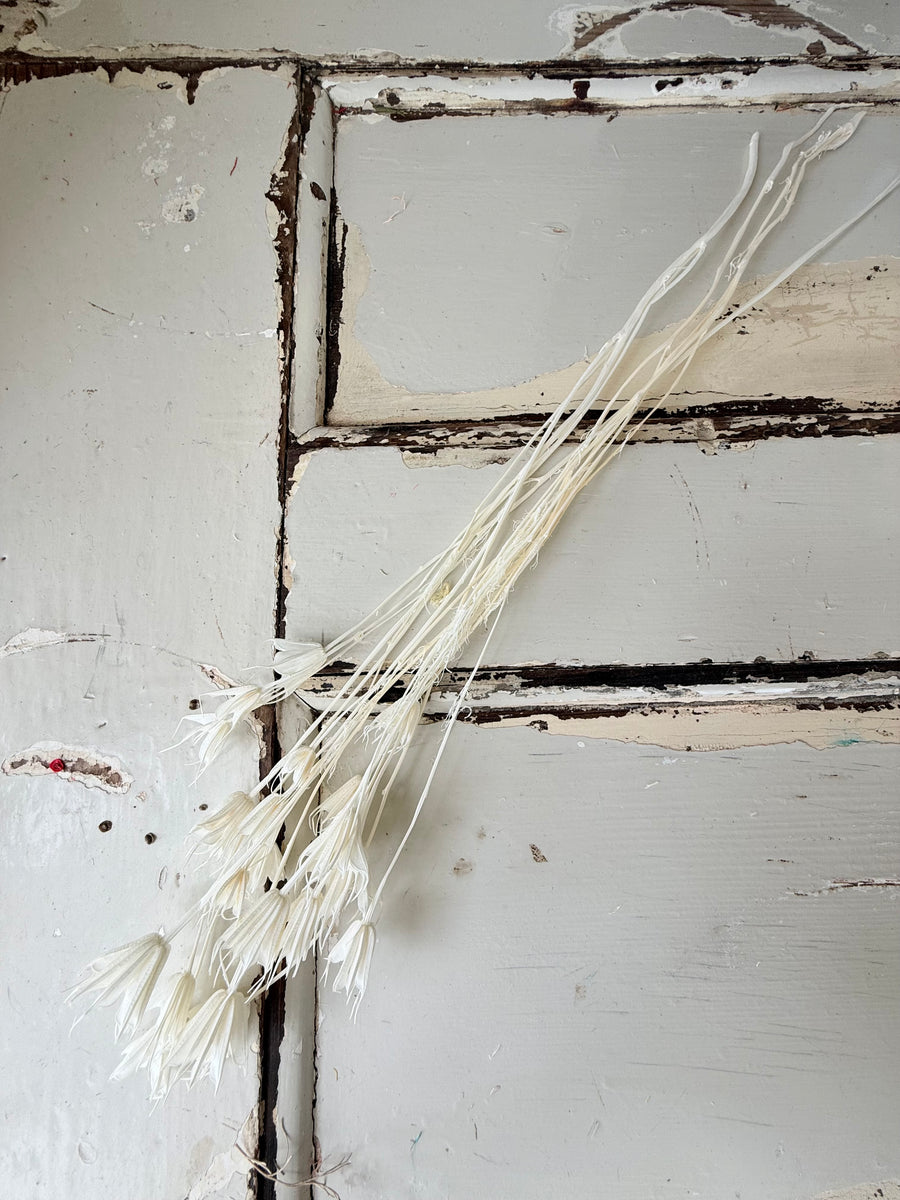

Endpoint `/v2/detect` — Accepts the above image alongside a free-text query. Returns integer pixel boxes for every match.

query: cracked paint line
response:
[2,741,133,793]
[0,627,110,659]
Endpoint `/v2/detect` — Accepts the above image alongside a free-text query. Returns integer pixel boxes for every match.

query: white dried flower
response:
[271,742,318,792]
[238,789,302,860]
[218,887,290,987]
[328,919,376,1020]
[367,695,424,750]
[189,791,256,862]
[111,971,196,1097]
[280,892,323,974]
[168,987,254,1092]
[210,868,250,918]
[297,777,369,893]
[271,639,328,694]
[68,932,169,1040]
[180,685,264,768]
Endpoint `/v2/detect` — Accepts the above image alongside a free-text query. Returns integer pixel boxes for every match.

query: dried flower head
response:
[68,932,170,1040]
[327,919,376,1021]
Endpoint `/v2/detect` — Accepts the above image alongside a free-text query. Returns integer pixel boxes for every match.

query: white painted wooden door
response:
[2,4,898,1199]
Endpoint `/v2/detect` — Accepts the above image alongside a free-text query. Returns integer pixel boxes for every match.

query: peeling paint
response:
[0,55,294,106]
[161,182,204,223]
[401,445,514,469]
[185,1106,257,1200]
[2,742,133,792]
[198,662,239,690]
[297,395,900,461]
[301,661,900,749]
[0,627,108,659]
[0,628,238,689]
[462,696,899,749]
[813,1183,900,1200]
[0,0,80,53]
[331,72,900,117]
[550,1,867,59]
[325,65,900,114]
[332,223,899,424]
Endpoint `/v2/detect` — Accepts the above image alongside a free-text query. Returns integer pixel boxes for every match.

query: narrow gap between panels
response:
[339,94,900,120]
[300,403,900,449]
[255,63,307,1200]
[312,656,900,696]
[4,52,900,87]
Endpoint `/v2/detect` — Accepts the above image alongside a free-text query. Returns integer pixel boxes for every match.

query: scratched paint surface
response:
[329,108,900,424]
[8,0,900,61]
[0,68,293,1198]
[314,724,900,1200]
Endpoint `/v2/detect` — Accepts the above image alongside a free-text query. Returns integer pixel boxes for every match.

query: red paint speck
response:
[49,758,66,773]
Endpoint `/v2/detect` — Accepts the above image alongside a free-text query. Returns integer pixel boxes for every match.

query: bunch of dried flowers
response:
[69,110,898,1099]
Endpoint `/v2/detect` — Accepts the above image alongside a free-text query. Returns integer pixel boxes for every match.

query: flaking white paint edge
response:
[0,627,109,658]
[0,628,238,689]
[186,1105,258,1200]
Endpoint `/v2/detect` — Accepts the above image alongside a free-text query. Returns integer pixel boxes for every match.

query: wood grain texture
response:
[283,438,900,667]
[314,723,900,1200]
[0,67,294,1199]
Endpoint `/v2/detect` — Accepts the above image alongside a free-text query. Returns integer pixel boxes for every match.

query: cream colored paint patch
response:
[475,699,900,751]
[332,222,898,424]
[185,1106,257,1200]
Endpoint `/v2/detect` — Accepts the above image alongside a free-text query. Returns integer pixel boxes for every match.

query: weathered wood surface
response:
[283,438,900,667]
[314,723,900,1200]
[2,8,898,1200]
[4,0,899,64]
[328,107,900,426]
[0,66,293,1198]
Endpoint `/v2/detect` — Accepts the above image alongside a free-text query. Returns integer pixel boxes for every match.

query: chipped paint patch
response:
[401,446,514,470]
[2,742,133,793]
[0,0,81,52]
[462,697,900,750]
[812,1184,900,1200]
[162,182,205,223]
[332,226,899,424]
[185,1106,257,1200]
[198,663,238,690]
[325,67,900,114]
[550,1,865,59]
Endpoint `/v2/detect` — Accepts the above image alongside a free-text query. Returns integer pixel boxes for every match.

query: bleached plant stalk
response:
[69,111,899,1098]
